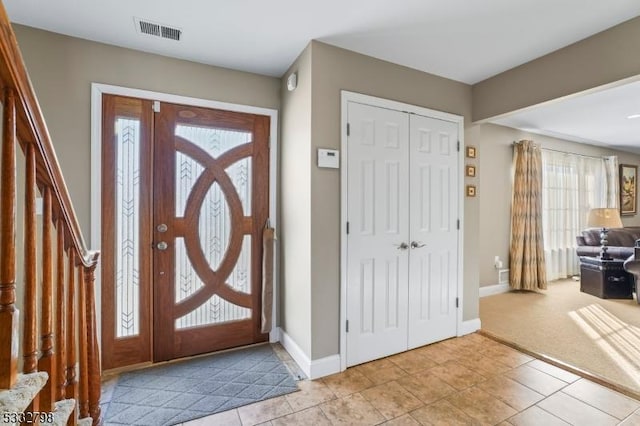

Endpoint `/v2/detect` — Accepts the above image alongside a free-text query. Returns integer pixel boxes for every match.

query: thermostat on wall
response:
[318,149,339,169]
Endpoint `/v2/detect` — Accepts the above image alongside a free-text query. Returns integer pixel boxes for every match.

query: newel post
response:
[85,258,101,424]
[0,87,18,389]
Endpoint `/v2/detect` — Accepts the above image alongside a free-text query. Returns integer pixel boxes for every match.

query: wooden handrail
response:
[0,2,96,267]
[0,0,102,424]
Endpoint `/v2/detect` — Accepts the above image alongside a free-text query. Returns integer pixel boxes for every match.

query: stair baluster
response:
[66,253,78,426]
[55,218,67,401]
[38,186,56,411]
[78,266,89,419]
[23,143,40,417]
[0,87,18,390]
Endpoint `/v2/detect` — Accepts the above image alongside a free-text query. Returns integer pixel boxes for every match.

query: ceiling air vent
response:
[135,18,182,41]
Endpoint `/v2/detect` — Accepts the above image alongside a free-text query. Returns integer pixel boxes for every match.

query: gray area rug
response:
[104,344,299,425]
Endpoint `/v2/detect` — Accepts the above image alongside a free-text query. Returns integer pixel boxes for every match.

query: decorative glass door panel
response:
[174,138,253,328]
[101,95,269,368]
[153,102,270,361]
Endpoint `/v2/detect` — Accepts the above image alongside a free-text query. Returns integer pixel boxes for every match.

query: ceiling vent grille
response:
[135,18,182,41]
[161,26,181,41]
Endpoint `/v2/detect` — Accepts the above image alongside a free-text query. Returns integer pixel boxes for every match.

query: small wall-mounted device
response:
[317,148,339,169]
[287,72,297,91]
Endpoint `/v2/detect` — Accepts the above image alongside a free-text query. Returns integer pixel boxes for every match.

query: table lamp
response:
[587,208,623,260]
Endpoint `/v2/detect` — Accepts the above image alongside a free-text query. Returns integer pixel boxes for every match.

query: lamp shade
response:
[587,208,623,228]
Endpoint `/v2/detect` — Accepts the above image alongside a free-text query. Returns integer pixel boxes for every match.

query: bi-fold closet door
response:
[346,101,459,367]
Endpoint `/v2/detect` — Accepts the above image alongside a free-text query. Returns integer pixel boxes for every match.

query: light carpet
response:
[103,344,299,426]
[480,278,640,395]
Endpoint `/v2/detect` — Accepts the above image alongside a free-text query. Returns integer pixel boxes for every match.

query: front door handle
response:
[411,241,426,249]
[156,241,168,251]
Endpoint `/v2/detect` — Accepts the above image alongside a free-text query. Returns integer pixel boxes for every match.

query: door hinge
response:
[346,221,350,234]
[153,101,160,113]
[346,123,350,136]
[457,219,460,230]
[346,320,349,333]
[457,140,460,152]
[456,297,459,308]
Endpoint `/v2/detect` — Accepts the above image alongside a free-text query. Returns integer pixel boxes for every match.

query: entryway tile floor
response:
[111,334,640,425]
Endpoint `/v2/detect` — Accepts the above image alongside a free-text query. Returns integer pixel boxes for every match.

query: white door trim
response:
[90,83,280,342]
[339,90,464,371]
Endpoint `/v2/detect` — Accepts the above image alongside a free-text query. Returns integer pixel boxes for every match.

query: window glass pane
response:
[115,117,141,338]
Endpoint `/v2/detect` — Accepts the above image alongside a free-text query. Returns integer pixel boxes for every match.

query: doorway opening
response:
[92,86,278,371]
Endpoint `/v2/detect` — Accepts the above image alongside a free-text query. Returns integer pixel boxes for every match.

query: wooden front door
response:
[101,95,270,369]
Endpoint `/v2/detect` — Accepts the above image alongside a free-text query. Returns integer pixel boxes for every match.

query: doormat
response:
[103,344,300,425]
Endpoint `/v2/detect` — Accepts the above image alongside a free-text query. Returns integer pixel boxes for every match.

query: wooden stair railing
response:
[0,1,101,425]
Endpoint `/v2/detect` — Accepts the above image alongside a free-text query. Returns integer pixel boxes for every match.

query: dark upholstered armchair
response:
[623,241,640,303]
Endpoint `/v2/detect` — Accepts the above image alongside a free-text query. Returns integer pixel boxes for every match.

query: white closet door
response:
[407,114,459,348]
[346,102,410,367]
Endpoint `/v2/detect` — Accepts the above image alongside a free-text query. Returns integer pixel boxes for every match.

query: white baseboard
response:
[479,283,510,298]
[278,328,341,379]
[279,329,311,378]
[309,355,341,379]
[458,318,481,336]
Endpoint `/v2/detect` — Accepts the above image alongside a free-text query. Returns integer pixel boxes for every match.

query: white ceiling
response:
[5,1,640,151]
[491,79,640,154]
[4,0,640,84]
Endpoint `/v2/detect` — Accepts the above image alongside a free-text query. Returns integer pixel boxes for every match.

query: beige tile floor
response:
[140,334,640,425]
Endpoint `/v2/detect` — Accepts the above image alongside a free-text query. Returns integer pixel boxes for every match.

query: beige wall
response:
[473,16,640,122]
[478,123,640,286]
[280,44,313,356]
[308,41,476,359]
[13,24,281,242]
[21,19,639,364]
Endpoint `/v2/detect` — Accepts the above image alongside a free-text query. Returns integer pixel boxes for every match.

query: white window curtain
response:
[541,151,617,281]
[604,156,619,209]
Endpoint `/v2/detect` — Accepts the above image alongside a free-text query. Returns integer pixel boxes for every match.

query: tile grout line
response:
[557,388,634,422]
[478,330,640,401]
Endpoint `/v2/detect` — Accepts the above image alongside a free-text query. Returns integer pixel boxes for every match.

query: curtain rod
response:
[512,141,608,160]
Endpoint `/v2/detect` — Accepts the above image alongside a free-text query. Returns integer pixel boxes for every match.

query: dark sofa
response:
[576,227,640,260]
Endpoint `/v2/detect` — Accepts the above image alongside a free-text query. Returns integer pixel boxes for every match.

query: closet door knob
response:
[394,242,409,250]
[411,241,426,249]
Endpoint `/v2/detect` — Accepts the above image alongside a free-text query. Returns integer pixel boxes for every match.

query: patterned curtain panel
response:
[510,140,547,290]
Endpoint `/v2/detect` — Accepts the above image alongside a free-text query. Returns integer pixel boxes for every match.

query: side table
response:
[579,256,633,299]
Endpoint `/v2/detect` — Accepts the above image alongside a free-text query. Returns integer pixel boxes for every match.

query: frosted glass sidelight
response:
[115,118,141,338]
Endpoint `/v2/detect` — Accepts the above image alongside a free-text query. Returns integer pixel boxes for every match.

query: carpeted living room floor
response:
[480,278,640,395]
